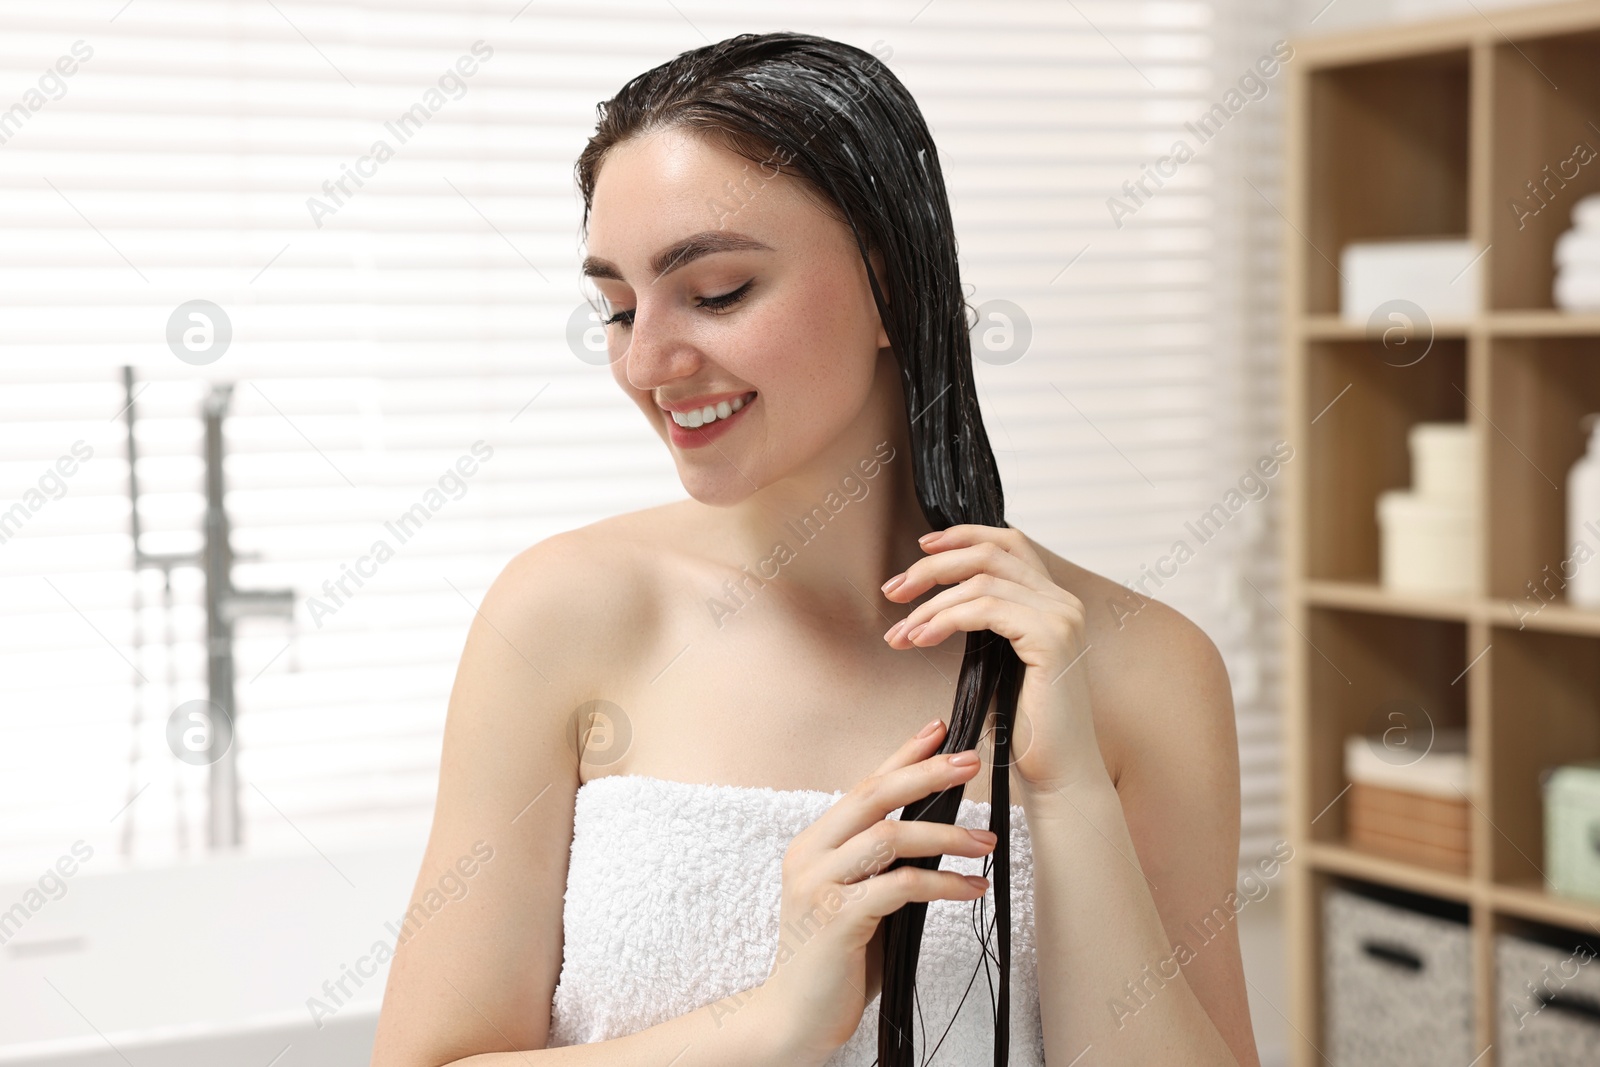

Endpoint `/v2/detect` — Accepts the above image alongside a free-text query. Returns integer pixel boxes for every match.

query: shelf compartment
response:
[1488,31,1600,312]
[1486,624,1600,890]
[1306,338,1469,584]
[1305,606,1470,849]
[1485,336,1600,604]
[1304,50,1470,316]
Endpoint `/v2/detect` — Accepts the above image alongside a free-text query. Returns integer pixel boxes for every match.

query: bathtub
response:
[0,839,426,1066]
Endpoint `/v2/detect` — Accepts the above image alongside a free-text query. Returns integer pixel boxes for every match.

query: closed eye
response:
[697,279,753,312]
[602,280,754,330]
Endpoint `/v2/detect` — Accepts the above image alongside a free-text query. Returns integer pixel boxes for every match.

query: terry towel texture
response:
[547,773,1046,1065]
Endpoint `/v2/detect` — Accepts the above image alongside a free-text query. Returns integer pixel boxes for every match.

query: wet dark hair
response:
[575,31,1025,1066]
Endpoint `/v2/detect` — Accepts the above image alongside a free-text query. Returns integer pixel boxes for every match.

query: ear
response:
[867,247,890,349]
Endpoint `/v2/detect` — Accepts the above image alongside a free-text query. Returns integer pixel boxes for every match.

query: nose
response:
[618,301,702,394]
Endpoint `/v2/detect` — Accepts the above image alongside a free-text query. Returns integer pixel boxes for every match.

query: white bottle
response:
[1571,414,1600,609]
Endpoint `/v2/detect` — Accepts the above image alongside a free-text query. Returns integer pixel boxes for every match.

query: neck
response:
[699,350,935,636]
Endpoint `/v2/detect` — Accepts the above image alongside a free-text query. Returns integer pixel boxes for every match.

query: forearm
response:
[1022,775,1238,1066]
[431,985,810,1067]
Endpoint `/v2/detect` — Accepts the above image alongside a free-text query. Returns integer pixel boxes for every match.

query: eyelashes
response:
[603,279,754,329]
[698,279,754,312]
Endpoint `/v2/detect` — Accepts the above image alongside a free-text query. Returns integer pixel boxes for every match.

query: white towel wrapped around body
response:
[547,773,1047,1065]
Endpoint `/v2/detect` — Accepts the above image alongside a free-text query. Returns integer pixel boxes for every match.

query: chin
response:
[675,469,760,509]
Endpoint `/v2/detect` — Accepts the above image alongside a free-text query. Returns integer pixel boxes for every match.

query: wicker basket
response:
[1344,730,1471,874]
[1348,781,1470,874]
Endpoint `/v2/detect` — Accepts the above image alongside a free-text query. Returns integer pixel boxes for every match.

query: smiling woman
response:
[371,30,1257,1067]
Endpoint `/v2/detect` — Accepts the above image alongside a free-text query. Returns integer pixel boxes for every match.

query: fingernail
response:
[968,828,997,844]
[884,620,906,642]
[917,718,942,739]
[949,750,978,767]
[881,573,905,594]
[905,623,928,643]
[964,875,988,890]
[918,531,941,546]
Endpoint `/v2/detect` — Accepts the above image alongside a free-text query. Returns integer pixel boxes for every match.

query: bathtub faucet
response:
[200,382,296,849]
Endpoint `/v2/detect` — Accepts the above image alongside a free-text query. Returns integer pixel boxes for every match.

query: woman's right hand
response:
[754,718,998,1064]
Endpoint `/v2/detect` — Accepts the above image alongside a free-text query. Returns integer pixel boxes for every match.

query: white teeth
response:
[671,392,754,428]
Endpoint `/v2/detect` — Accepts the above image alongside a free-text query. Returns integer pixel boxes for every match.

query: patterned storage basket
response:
[1323,884,1473,1066]
[1497,930,1600,1065]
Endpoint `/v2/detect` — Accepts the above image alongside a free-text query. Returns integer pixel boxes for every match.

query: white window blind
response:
[0,0,1286,879]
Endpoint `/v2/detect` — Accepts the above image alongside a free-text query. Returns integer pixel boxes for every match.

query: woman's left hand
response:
[880,523,1108,798]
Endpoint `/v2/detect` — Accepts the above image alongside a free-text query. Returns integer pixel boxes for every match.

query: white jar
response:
[1378,489,1477,595]
[1409,422,1477,504]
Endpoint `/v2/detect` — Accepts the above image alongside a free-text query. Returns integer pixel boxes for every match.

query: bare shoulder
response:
[371,505,690,1059]
[1023,534,1236,787]
[493,505,680,699]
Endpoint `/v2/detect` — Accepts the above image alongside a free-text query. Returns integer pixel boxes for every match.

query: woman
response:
[372,31,1257,1067]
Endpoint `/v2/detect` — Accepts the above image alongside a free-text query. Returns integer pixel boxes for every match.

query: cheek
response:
[736,277,881,446]
[754,269,879,394]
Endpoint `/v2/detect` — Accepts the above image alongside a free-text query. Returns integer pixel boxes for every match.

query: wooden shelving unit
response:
[1283,4,1600,1063]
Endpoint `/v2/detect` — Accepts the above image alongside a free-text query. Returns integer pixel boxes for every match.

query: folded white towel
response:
[547,773,1046,1065]
[1556,268,1600,312]
[1576,193,1600,233]
[1556,229,1600,270]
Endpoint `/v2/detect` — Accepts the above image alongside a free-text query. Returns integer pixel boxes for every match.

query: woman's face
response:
[583,126,891,507]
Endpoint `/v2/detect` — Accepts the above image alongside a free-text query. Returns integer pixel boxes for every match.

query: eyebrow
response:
[581,231,773,283]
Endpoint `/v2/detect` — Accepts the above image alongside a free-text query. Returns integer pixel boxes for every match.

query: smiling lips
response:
[667,390,757,428]
[662,390,757,449]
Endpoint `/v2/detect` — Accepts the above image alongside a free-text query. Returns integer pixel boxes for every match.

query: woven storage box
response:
[1543,761,1600,903]
[1344,730,1471,874]
[1497,930,1600,1065]
[1348,782,1470,873]
[1324,885,1473,1066]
